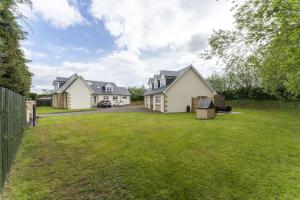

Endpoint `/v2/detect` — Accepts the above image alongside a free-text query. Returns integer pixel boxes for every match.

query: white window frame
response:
[155,96,161,104]
[103,96,109,100]
[122,96,127,99]
[106,87,113,92]
[154,78,158,88]
[160,79,165,87]
[113,96,118,100]
[160,74,166,87]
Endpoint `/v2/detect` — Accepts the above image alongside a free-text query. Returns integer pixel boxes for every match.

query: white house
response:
[144,65,216,113]
[52,74,131,109]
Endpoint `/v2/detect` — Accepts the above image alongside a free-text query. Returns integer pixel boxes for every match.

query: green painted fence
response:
[0,87,27,190]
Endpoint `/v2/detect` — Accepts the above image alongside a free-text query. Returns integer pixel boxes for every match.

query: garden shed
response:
[196,99,215,120]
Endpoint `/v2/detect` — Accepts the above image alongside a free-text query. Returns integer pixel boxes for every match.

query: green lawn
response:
[37,106,96,114]
[3,105,300,199]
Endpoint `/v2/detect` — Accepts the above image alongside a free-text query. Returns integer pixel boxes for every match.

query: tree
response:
[203,0,300,100]
[0,0,32,96]
[29,92,37,100]
[40,89,54,95]
[128,86,146,101]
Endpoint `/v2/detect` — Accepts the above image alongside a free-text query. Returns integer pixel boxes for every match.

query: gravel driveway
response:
[39,105,157,117]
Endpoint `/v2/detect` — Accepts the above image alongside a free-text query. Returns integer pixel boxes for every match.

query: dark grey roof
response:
[144,66,190,95]
[55,77,69,82]
[87,80,130,95]
[154,75,160,79]
[144,85,169,95]
[197,99,215,109]
[54,76,130,96]
[160,70,178,77]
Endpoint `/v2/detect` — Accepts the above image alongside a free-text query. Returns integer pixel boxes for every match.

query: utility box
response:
[196,99,215,120]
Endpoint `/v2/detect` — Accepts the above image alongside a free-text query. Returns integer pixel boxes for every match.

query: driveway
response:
[39,105,157,117]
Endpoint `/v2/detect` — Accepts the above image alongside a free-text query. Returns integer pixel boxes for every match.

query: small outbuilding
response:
[196,99,215,120]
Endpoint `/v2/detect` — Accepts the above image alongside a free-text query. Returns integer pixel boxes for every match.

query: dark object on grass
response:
[215,106,224,113]
[215,105,232,113]
[225,105,232,112]
[186,105,191,112]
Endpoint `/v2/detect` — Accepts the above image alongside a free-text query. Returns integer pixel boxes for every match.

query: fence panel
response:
[0,87,27,191]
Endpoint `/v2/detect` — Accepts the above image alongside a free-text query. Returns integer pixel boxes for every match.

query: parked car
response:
[113,101,125,107]
[97,100,112,108]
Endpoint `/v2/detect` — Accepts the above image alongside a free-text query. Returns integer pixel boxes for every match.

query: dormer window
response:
[105,84,113,92]
[149,83,152,89]
[148,78,154,90]
[54,81,66,91]
[154,78,158,88]
[160,74,166,87]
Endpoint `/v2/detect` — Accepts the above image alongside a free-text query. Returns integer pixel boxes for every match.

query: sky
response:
[19,0,234,93]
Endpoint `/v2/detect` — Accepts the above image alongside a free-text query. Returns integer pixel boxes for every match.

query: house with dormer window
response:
[144,65,216,113]
[52,74,130,109]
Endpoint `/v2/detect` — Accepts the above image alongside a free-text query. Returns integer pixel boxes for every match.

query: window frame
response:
[155,96,161,104]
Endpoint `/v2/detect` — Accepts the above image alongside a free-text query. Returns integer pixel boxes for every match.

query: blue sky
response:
[19,0,234,93]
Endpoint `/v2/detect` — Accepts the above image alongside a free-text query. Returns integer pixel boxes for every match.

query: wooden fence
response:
[0,87,27,190]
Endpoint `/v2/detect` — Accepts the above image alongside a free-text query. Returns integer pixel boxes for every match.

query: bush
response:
[29,93,38,100]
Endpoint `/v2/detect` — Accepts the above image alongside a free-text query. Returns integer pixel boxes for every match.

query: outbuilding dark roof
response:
[197,99,215,109]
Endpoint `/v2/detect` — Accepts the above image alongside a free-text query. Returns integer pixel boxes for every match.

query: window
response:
[149,83,152,89]
[122,96,127,99]
[105,84,113,92]
[58,82,65,88]
[113,96,118,100]
[106,87,113,91]
[154,78,158,88]
[103,96,109,100]
[94,96,97,103]
[160,78,165,87]
[155,96,161,104]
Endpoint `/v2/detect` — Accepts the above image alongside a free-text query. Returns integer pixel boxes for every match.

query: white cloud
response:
[60,45,90,53]
[22,0,86,28]
[30,50,149,92]
[30,50,222,93]
[90,0,233,53]
[21,47,47,60]
[28,1,234,92]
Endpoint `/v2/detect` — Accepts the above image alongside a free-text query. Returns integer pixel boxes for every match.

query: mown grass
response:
[3,104,300,199]
[227,99,300,111]
[37,106,96,114]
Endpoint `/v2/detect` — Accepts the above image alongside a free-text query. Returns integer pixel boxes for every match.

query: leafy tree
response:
[206,72,226,92]
[40,89,54,95]
[29,92,37,100]
[203,0,300,100]
[128,86,146,101]
[0,0,32,96]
